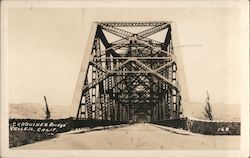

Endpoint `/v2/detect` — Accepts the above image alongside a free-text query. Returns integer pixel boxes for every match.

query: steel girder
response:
[75,22,182,122]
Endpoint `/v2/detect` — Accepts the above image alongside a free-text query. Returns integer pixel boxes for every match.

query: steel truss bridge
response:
[71,21,188,123]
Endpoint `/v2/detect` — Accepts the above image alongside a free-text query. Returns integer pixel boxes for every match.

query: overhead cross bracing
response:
[72,21,184,122]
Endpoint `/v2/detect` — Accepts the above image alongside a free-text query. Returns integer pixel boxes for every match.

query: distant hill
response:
[9,103,70,119]
[182,102,240,121]
[9,102,240,121]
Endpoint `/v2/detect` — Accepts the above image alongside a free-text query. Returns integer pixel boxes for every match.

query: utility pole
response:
[43,96,51,119]
[203,91,213,120]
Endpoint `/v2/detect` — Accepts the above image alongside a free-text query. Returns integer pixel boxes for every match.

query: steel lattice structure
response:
[71,21,187,122]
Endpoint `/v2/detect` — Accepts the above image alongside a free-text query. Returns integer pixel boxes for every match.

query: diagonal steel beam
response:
[155,61,175,72]
[162,25,172,51]
[82,59,131,92]
[96,26,121,58]
[89,43,127,61]
[89,61,107,73]
[114,75,161,97]
[137,23,170,39]
[99,23,133,39]
[111,24,169,46]
[134,38,173,57]
[133,59,178,90]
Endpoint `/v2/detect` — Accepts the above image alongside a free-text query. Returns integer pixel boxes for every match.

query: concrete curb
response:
[150,123,197,136]
[59,124,129,135]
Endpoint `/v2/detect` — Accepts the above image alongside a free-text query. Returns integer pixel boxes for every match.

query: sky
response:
[7,7,242,105]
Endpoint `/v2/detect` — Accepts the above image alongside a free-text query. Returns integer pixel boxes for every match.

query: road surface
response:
[15,123,240,150]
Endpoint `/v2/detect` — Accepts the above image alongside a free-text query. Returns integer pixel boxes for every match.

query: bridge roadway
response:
[16,123,239,150]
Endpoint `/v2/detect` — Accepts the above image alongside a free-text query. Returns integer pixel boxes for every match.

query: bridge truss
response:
[73,22,183,122]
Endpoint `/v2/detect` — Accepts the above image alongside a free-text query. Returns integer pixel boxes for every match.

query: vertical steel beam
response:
[171,21,189,104]
[71,23,98,117]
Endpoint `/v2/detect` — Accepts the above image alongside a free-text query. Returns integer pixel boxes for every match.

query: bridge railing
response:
[9,117,128,133]
[70,118,128,129]
[151,118,187,130]
[151,117,240,135]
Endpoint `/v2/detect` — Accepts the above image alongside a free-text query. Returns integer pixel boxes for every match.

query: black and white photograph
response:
[1,1,249,158]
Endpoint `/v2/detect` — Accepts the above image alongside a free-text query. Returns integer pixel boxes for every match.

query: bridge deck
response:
[15,123,239,150]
